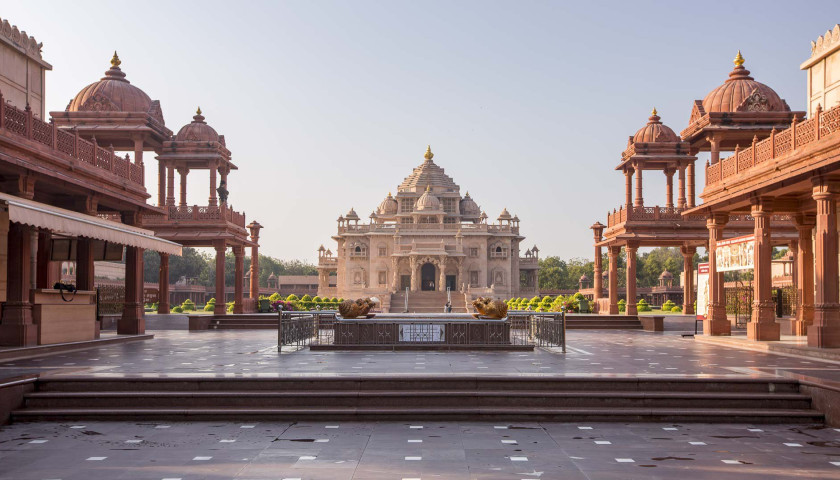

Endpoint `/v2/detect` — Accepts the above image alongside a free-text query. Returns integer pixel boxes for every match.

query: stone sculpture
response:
[471,297,508,319]
[338,297,378,319]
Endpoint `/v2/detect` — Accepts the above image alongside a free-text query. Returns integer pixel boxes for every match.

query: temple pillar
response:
[75,237,95,292]
[794,214,815,336]
[214,242,227,315]
[119,212,144,335]
[158,161,166,207]
[681,245,696,315]
[178,168,188,207]
[665,168,674,209]
[233,246,244,313]
[247,221,262,300]
[166,164,175,206]
[593,244,603,300]
[158,253,170,314]
[809,179,840,347]
[748,199,780,341]
[625,242,638,315]
[438,258,446,292]
[633,163,644,208]
[409,257,418,292]
[35,230,56,289]
[209,165,218,207]
[0,222,36,346]
[705,213,731,336]
[677,165,686,209]
[624,169,633,208]
[687,161,696,208]
[608,245,620,314]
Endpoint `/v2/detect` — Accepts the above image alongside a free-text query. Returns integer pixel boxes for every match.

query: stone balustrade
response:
[142,204,246,228]
[338,223,518,234]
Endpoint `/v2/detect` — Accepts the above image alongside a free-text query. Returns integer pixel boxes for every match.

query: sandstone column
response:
[749,199,779,341]
[681,245,696,315]
[706,213,730,336]
[75,237,95,291]
[247,221,262,300]
[677,165,687,209]
[178,168,188,207]
[438,258,446,293]
[794,214,815,336]
[809,179,840,347]
[608,245,620,314]
[35,230,56,289]
[209,165,217,206]
[157,253,170,314]
[687,162,696,208]
[625,242,638,315]
[120,215,145,335]
[0,222,36,346]
[166,165,175,206]
[624,169,633,208]
[634,163,644,208]
[409,257,418,292]
[665,168,674,209]
[233,246,244,313]
[158,161,166,207]
[214,242,227,315]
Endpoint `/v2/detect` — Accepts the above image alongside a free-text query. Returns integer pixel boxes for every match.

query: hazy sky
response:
[3,1,834,261]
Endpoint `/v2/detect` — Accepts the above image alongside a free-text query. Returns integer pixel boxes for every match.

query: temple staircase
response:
[389,291,469,313]
[11,377,822,423]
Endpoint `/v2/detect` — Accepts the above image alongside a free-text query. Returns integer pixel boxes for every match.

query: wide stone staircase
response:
[11,376,822,424]
[389,291,469,313]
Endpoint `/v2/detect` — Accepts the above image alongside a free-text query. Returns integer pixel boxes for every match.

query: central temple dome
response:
[175,107,220,142]
[632,108,679,143]
[700,52,788,114]
[67,52,158,118]
[398,145,459,192]
[414,185,442,212]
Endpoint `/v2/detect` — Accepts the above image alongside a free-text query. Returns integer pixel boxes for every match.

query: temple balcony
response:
[702,103,840,200]
[519,256,538,267]
[142,204,246,228]
[606,205,706,228]
[338,223,519,235]
[318,256,338,267]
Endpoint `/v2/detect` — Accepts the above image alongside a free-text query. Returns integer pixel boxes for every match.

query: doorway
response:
[446,275,456,291]
[421,263,436,291]
[400,275,411,290]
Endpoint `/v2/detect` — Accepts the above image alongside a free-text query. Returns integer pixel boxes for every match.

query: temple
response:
[317,146,538,311]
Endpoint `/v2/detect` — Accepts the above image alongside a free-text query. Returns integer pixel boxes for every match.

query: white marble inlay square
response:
[689,442,706,446]
[162,478,183,480]
[29,439,48,444]
[495,426,508,429]
[615,458,634,463]
[578,426,593,430]
[410,425,423,429]
[70,425,86,429]
[408,439,423,443]
[125,440,142,444]
[220,439,236,443]
[722,460,742,464]
[193,456,212,461]
[405,456,422,461]
[748,428,763,432]
[326,425,339,428]
[510,456,528,461]
[86,457,107,461]
[662,427,678,431]
[155,425,170,429]
[594,441,611,445]
[830,461,840,466]
[240,425,255,428]
[784,443,802,447]
[501,440,517,444]
[299,456,317,460]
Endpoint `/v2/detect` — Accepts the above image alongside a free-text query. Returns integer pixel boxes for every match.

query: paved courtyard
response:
[1,328,840,479]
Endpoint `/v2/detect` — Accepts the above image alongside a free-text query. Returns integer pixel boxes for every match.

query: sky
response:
[2,1,835,262]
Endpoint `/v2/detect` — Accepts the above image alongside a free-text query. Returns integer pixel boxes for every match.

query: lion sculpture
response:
[338,297,379,319]
[471,297,508,319]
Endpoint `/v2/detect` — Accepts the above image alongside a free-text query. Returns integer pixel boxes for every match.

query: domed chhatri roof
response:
[579,274,590,282]
[68,52,160,120]
[497,207,512,221]
[700,51,788,115]
[175,107,220,142]
[459,191,480,215]
[633,108,679,143]
[414,185,442,212]
[377,192,398,215]
[398,145,459,191]
[659,270,674,279]
[345,208,360,220]
[268,272,277,280]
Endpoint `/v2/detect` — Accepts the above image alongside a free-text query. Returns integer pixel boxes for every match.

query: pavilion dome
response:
[414,185,441,212]
[579,274,589,283]
[174,108,220,142]
[700,52,788,115]
[345,208,360,220]
[632,108,679,143]
[497,208,512,221]
[459,192,480,215]
[67,52,159,120]
[377,192,398,215]
[659,270,674,280]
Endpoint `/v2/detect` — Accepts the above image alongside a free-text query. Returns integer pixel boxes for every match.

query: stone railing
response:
[338,222,518,234]
[143,204,246,228]
[318,257,338,267]
[0,92,144,187]
[706,103,840,186]
[607,205,691,227]
[519,256,538,266]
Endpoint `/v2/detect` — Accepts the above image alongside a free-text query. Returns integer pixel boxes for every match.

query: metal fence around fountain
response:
[277,310,565,352]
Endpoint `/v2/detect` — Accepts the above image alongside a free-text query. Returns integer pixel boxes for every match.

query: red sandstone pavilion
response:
[591,29,840,348]
[0,16,262,346]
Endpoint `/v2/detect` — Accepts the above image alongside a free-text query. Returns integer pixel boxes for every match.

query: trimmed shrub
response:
[313,296,323,303]
[269,292,281,302]
[203,298,216,312]
[171,306,183,313]
[301,294,313,302]
[671,306,682,313]
[618,299,626,313]
[181,299,196,311]
[662,300,676,311]
[286,294,299,302]
[637,298,651,312]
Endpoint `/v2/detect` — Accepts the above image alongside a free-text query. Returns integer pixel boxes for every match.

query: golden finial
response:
[424,145,433,160]
[110,51,121,67]
[196,106,202,115]
[734,50,744,67]
[651,107,658,116]
[426,184,432,192]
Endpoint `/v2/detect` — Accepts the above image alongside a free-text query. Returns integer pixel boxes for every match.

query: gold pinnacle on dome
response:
[424,145,433,160]
[196,106,202,115]
[651,107,658,116]
[734,50,745,67]
[426,184,432,192]
[111,51,121,67]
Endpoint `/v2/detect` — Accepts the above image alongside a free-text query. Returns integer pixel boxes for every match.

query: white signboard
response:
[696,262,709,321]
[715,235,755,272]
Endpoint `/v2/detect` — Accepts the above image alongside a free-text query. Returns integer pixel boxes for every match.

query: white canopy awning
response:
[0,193,181,256]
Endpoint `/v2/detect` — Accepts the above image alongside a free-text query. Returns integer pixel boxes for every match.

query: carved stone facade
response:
[317,146,538,306]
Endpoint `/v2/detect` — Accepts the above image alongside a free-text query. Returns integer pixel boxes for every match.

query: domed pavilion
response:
[317,146,538,312]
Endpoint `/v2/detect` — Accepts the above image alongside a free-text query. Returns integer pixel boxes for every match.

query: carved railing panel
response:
[56,129,74,155]
[31,117,52,146]
[4,105,26,135]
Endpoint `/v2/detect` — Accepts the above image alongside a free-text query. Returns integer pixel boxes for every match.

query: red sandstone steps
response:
[10,377,822,423]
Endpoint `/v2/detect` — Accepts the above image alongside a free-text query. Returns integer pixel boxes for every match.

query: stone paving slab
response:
[0,421,837,479]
